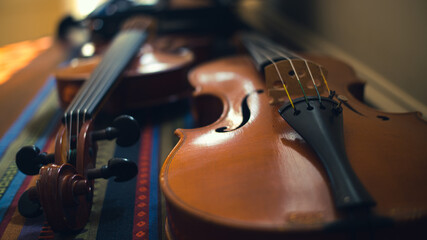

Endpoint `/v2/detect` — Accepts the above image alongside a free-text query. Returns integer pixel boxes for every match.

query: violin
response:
[14,0,238,232]
[54,37,195,111]
[160,33,427,239]
[54,0,237,112]
[15,17,153,231]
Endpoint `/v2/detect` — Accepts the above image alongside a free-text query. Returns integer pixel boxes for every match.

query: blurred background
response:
[0,0,426,116]
[0,0,106,46]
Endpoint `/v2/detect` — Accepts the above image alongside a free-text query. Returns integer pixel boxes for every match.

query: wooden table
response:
[0,38,67,137]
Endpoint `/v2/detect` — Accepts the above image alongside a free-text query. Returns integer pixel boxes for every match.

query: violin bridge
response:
[264,59,329,105]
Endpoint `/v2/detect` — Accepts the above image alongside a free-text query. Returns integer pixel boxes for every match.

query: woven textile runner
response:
[0,79,192,240]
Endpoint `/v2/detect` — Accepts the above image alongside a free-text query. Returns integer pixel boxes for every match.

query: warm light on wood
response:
[0,37,51,85]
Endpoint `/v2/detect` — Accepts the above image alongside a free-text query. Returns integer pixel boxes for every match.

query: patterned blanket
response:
[0,77,192,240]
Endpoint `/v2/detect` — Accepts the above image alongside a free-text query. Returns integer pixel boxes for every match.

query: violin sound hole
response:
[215,90,264,133]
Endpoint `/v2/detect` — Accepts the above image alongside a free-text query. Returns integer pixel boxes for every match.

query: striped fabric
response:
[0,78,192,240]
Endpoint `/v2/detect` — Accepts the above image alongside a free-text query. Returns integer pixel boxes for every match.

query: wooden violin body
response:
[55,39,195,111]
[15,17,152,231]
[15,4,228,230]
[14,0,237,233]
[160,55,427,239]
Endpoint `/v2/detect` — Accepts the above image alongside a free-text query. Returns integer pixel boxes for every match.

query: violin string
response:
[82,31,143,114]
[275,48,322,103]
[82,29,145,113]
[69,110,73,162]
[274,47,324,102]
[274,45,331,96]
[66,54,106,118]
[304,61,322,103]
[264,53,295,109]
[245,40,264,70]
[69,34,125,159]
[246,41,295,109]
[76,109,79,152]
[78,36,133,148]
[83,17,152,112]
[319,66,331,93]
[254,38,313,107]
[64,51,111,143]
[62,18,149,164]
[72,28,135,130]
[78,17,150,115]
[64,30,129,161]
[68,27,135,117]
[247,34,311,107]
[72,30,129,117]
[268,46,311,107]
[69,59,110,115]
[248,34,329,104]
[77,40,124,117]
[64,59,102,160]
[79,32,132,112]
[63,112,68,161]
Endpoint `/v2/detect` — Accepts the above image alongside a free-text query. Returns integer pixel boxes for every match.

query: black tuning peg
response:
[16,146,55,175]
[87,158,138,182]
[18,187,42,218]
[92,115,140,147]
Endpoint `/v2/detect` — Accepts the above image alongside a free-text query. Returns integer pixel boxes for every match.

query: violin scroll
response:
[16,115,140,231]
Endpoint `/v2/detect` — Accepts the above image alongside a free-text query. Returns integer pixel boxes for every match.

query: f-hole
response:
[215,90,264,132]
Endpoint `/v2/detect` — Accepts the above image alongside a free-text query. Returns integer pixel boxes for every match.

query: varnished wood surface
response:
[53,36,206,111]
[160,55,427,239]
[0,41,67,137]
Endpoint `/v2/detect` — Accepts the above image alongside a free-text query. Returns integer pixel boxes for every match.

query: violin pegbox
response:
[264,59,329,105]
[15,14,149,232]
[15,115,140,232]
[14,122,95,229]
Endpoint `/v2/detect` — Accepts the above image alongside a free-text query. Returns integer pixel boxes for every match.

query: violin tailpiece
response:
[279,96,376,211]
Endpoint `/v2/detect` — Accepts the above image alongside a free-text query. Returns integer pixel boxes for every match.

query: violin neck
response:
[64,19,150,123]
